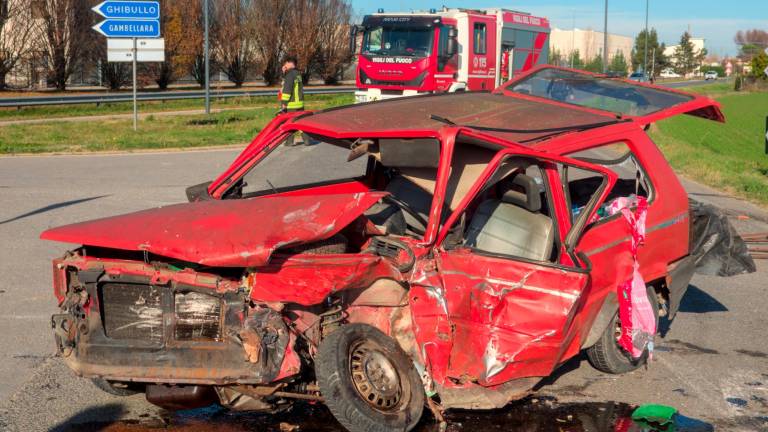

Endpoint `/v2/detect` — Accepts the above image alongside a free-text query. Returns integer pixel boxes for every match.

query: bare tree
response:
[0,0,36,90]
[251,0,291,85]
[735,29,768,61]
[211,0,258,87]
[36,0,92,90]
[312,0,353,84]
[148,0,202,89]
[283,0,321,82]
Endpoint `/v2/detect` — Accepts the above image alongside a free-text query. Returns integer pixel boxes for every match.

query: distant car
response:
[44,66,748,432]
[705,71,719,80]
[628,71,649,82]
[660,69,681,79]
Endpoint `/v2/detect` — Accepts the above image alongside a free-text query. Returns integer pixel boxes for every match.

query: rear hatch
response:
[495,66,724,125]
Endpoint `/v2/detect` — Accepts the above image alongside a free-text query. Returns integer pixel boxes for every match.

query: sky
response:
[351,0,768,56]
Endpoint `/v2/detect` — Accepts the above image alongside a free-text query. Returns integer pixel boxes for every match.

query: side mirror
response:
[349,25,363,56]
[186,181,213,202]
[446,31,458,57]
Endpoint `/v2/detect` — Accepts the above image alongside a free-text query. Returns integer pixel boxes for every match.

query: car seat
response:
[464,174,555,261]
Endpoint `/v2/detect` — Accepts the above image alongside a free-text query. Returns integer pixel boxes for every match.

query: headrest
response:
[501,174,542,212]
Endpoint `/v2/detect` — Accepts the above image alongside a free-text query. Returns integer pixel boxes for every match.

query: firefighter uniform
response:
[280,69,304,111]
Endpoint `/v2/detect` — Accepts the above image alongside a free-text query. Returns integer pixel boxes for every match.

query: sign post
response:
[92,1,161,131]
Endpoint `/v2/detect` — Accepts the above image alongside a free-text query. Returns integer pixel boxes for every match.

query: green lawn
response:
[0,93,348,121]
[0,94,353,154]
[650,84,768,205]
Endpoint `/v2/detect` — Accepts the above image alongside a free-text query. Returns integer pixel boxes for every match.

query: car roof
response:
[292,92,616,146]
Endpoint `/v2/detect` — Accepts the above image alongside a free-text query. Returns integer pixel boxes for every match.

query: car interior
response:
[564,144,652,222]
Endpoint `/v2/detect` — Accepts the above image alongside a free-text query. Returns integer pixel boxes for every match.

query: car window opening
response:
[564,143,652,223]
[445,155,559,264]
[503,67,694,117]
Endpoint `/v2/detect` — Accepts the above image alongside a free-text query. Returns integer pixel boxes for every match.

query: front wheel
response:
[315,324,425,432]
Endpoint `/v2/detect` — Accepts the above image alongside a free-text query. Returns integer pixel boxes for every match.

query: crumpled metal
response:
[608,196,656,359]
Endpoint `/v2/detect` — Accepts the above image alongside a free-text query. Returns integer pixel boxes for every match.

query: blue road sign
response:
[93,19,160,38]
[92,1,160,20]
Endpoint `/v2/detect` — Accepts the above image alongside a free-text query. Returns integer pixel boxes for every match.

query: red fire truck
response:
[353,7,550,103]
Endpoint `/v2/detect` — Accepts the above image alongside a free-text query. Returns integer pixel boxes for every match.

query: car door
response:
[408,130,617,387]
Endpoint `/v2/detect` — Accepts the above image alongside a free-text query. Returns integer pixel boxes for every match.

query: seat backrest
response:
[464,174,555,261]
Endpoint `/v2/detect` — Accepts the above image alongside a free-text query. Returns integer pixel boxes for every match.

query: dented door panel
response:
[437,249,588,385]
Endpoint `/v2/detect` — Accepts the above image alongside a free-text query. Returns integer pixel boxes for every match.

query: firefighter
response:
[279,56,304,113]
[278,56,308,146]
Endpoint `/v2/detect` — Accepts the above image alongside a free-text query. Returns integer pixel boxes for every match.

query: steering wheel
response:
[383,195,428,235]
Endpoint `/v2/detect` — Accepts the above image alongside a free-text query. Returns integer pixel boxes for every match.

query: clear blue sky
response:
[350,0,768,56]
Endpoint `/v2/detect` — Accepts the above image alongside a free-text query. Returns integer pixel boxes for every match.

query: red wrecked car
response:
[42,67,751,431]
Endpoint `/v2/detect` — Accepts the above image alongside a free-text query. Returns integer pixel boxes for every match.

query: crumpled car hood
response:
[40,192,386,267]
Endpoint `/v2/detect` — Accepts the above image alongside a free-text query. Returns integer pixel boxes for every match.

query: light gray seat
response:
[465,174,555,262]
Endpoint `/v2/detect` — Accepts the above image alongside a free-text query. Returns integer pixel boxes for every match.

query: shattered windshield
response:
[363,26,433,57]
[236,134,369,198]
[503,67,694,116]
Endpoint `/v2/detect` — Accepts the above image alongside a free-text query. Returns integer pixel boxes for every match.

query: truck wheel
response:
[315,324,424,432]
[586,286,659,374]
[91,378,141,396]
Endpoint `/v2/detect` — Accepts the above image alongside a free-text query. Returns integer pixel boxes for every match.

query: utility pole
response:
[570,10,575,68]
[132,37,137,131]
[643,0,649,74]
[204,0,210,115]
[603,0,609,73]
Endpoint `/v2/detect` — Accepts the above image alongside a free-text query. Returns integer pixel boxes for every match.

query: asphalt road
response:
[0,149,766,431]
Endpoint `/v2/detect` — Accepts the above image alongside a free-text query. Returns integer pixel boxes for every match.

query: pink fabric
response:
[607,196,655,359]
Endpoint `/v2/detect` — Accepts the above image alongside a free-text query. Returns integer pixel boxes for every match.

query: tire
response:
[315,324,424,432]
[586,286,659,374]
[91,378,141,396]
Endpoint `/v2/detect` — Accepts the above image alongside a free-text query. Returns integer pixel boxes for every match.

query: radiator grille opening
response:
[102,283,164,342]
[174,291,222,341]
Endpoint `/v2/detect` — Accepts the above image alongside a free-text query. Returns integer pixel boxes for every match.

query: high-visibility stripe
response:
[288,77,304,109]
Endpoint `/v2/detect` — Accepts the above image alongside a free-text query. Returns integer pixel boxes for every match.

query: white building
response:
[549,28,634,71]
[664,37,706,76]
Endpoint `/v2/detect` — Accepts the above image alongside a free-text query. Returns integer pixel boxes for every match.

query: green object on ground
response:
[631,404,678,425]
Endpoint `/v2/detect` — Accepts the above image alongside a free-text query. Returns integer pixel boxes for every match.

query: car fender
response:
[581,291,618,349]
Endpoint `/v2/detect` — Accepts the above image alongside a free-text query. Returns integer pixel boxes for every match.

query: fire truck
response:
[353,7,550,103]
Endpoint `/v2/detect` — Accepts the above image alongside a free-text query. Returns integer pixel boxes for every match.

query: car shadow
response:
[48,403,125,432]
[660,284,728,337]
[677,284,728,314]
[0,195,109,226]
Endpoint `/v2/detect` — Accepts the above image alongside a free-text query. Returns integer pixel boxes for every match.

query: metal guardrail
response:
[0,87,357,108]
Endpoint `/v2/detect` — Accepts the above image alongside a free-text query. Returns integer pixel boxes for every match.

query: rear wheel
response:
[315,324,424,432]
[586,286,659,374]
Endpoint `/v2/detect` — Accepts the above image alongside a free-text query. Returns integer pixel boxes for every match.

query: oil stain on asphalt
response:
[53,398,716,432]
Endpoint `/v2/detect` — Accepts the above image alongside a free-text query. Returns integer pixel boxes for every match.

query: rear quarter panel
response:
[572,130,689,349]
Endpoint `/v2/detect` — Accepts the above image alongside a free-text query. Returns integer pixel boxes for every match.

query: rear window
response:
[503,67,693,116]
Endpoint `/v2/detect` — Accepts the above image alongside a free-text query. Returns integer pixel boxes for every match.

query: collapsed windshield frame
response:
[501,67,695,117]
[362,25,435,57]
[228,133,373,199]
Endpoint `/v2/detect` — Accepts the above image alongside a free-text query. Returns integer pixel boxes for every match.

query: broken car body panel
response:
[41,192,386,268]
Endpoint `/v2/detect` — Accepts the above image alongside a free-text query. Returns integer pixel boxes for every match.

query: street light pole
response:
[643,0,649,74]
[204,0,210,115]
[603,0,608,73]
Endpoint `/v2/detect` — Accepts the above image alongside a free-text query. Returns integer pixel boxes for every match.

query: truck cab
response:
[354,8,550,103]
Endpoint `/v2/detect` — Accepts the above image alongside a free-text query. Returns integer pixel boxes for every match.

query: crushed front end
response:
[51,250,299,387]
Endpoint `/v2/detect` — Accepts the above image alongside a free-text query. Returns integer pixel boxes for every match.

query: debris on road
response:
[742,232,768,259]
[690,200,758,273]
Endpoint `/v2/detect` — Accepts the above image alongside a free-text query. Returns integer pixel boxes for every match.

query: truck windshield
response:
[363,26,433,57]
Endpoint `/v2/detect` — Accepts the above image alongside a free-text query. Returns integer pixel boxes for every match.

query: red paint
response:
[41,192,385,268]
